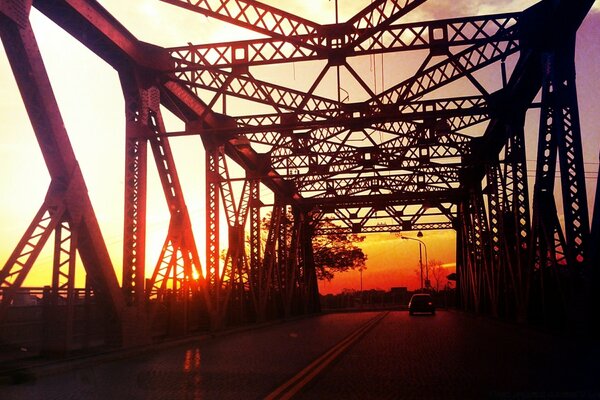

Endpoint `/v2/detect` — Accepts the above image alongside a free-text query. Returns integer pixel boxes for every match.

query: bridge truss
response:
[0,0,598,350]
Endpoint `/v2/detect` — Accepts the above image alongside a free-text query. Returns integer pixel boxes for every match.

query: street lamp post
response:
[360,267,363,293]
[401,234,428,290]
[417,231,430,288]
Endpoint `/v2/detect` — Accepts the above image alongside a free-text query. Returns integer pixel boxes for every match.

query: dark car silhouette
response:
[408,293,435,315]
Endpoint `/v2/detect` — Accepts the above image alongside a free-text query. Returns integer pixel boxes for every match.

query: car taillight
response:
[428,302,432,305]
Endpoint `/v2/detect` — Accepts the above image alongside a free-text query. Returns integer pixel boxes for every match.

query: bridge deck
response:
[1,311,598,399]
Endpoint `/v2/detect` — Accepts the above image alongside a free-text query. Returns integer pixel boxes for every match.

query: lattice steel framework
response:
[0,0,597,343]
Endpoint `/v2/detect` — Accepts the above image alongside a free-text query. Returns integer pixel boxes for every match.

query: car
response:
[408,293,435,315]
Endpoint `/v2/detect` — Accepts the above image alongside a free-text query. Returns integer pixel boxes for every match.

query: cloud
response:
[402,0,539,22]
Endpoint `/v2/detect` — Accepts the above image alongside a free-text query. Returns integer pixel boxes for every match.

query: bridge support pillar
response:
[0,4,126,350]
[530,46,591,331]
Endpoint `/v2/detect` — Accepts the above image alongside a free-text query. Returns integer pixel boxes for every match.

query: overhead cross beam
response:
[162,0,522,241]
[161,0,323,50]
[171,21,518,118]
[169,13,519,70]
[162,0,426,53]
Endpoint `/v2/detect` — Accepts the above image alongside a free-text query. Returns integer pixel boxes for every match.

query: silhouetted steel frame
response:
[1,0,597,338]
[0,0,125,346]
[457,0,594,322]
[168,13,520,69]
[164,3,523,244]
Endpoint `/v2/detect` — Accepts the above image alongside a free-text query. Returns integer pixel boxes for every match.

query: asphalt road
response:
[1,311,599,399]
[297,311,600,399]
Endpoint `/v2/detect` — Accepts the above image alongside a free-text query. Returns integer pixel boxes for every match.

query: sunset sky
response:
[1,1,599,294]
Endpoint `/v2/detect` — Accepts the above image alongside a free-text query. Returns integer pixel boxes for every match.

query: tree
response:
[413,259,450,291]
[261,212,367,281]
[311,219,367,281]
[428,259,449,292]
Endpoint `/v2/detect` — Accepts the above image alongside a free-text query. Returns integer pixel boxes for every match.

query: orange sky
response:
[1,1,599,294]
[319,230,457,294]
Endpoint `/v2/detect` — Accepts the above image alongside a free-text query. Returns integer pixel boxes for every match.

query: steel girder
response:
[168,13,519,69]
[528,48,591,325]
[0,0,125,347]
[536,51,589,268]
[171,30,517,117]
[117,70,207,311]
[162,1,524,236]
[457,110,531,318]
[457,0,594,325]
[23,0,300,330]
[162,0,428,53]
[120,69,150,309]
[1,0,596,336]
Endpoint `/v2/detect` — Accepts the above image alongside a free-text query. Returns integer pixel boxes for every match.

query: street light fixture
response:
[416,231,429,287]
[401,233,429,290]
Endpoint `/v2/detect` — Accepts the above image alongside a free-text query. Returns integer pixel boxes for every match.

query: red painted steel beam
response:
[373,31,519,106]
[160,0,323,51]
[174,67,343,117]
[31,0,222,130]
[302,188,463,210]
[172,29,517,120]
[0,0,124,315]
[343,0,427,49]
[162,0,426,53]
[32,0,301,206]
[314,222,453,235]
[296,169,460,193]
[466,0,595,183]
[168,13,518,69]
[163,81,301,204]
[163,96,488,138]
[33,0,172,71]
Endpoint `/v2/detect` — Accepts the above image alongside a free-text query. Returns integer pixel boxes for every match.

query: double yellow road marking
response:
[265,312,389,400]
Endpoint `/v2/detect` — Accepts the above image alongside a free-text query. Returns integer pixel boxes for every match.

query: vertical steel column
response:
[530,46,590,326]
[45,218,78,354]
[477,114,532,321]
[301,215,320,313]
[119,71,149,307]
[531,78,566,267]
[143,92,203,303]
[204,145,222,328]
[459,188,489,314]
[205,146,221,298]
[253,203,281,321]
[502,116,531,320]
[533,49,590,268]
[248,180,263,318]
[454,215,466,310]
[275,205,290,315]
[215,152,252,323]
[531,62,565,323]
[282,209,302,316]
[249,180,261,292]
[485,163,502,317]
[469,188,489,313]
[547,49,590,267]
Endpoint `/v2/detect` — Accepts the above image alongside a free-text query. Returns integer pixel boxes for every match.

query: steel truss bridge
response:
[0,0,598,353]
